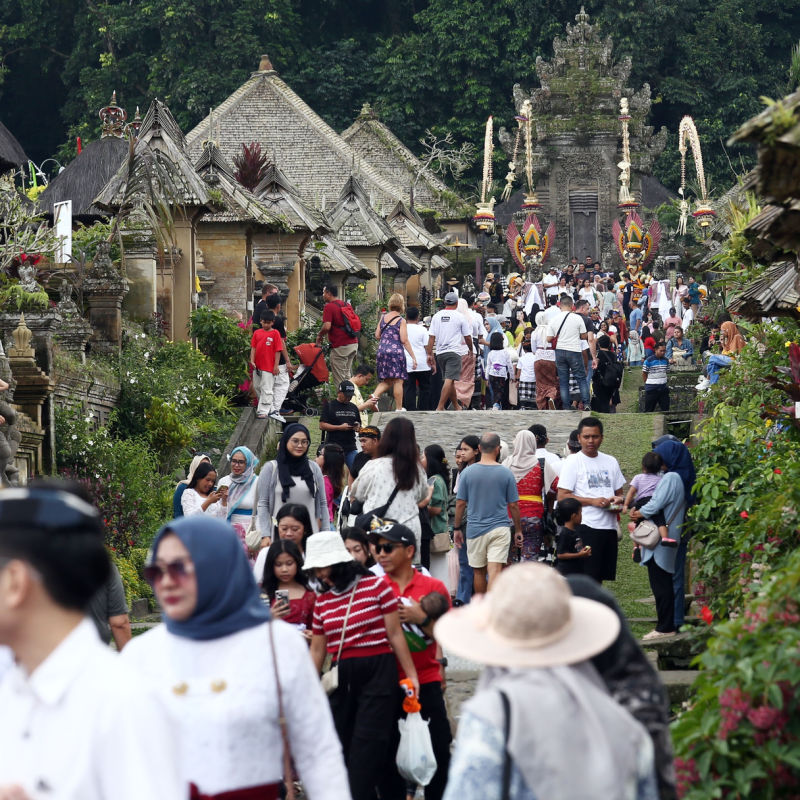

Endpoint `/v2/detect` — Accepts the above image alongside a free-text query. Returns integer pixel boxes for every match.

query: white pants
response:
[254,365,289,415]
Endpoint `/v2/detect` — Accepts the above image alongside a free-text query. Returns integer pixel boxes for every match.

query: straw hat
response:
[303,530,354,570]
[435,563,619,668]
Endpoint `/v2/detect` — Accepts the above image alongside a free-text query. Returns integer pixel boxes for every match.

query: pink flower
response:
[747,705,783,730]
[740,511,749,519]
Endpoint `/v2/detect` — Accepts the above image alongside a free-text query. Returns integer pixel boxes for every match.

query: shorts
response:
[467,526,511,568]
[436,351,462,381]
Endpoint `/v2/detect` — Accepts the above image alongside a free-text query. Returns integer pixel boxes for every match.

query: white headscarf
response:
[179,454,211,486]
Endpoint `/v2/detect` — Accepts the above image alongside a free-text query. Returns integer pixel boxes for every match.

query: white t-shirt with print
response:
[558,451,626,529]
[405,323,430,372]
[547,311,587,353]
[429,309,471,356]
[486,348,513,379]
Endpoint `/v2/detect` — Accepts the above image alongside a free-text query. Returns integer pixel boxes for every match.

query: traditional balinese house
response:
[727,90,800,322]
[192,140,286,315]
[341,103,471,240]
[37,94,133,226]
[0,120,27,174]
[250,162,332,327]
[325,176,401,297]
[94,99,217,340]
[303,234,375,304]
[386,200,451,302]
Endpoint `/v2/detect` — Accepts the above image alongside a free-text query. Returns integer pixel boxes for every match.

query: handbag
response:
[268,622,296,800]
[550,311,571,350]
[430,532,451,554]
[354,485,401,531]
[629,504,682,548]
[321,583,357,695]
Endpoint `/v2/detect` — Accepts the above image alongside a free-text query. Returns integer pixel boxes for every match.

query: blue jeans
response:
[456,538,474,605]
[706,354,732,385]
[555,349,590,408]
[344,450,357,471]
[673,538,688,628]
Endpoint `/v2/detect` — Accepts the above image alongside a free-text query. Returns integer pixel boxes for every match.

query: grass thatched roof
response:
[0,120,27,171]
[37,136,128,219]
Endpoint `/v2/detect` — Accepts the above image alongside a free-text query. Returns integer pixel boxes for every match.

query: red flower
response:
[700,605,713,625]
[740,511,749,519]
[766,441,773,449]
[774,468,782,474]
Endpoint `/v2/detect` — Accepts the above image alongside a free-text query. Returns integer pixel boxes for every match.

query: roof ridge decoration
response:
[386,199,448,252]
[327,174,399,249]
[99,91,127,139]
[252,160,329,234]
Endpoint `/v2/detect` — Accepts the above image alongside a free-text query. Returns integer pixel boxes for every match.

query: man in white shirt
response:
[681,298,694,332]
[547,294,591,410]
[403,306,432,410]
[0,484,183,800]
[557,417,626,584]
[543,267,560,303]
[426,292,472,411]
[528,424,562,477]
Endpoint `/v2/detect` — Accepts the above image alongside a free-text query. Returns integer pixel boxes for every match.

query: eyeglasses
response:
[143,559,195,586]
[373,542,405,554]
[287,438,310,446]
[231,459,247,465]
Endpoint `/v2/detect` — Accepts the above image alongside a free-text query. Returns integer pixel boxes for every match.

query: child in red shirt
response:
[250,311,282,419]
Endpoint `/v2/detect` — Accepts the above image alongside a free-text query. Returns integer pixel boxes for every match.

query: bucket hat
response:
[435,563,619,668]
[303,530,354,570]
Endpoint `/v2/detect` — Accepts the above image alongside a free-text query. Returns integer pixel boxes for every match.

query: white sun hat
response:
[303,530,354,570]
[435,563,620,668]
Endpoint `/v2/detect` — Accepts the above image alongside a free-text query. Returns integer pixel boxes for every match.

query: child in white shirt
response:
[486,331,513,410]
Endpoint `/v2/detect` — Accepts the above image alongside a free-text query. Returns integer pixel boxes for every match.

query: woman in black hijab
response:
[256,423,331,544]
[567,574,677,800]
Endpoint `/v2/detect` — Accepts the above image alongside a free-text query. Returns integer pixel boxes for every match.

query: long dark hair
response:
[315,560,371,593]
[458,435,480,470]
[377,417,421,490]
[188,461,216,490]
[275,503,314,549]
[318,442,345,494]
[261,539,308,598]
[424,444,450,492]
[341,527,376,567]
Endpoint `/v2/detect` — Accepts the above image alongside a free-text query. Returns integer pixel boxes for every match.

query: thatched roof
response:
[381,246,424,276]
[0,120,27,171]
[194,141,282,227]
[253,162,329,234]
[37,136,128,219]
[341,103,470,219]
[185,59,405,212]
[728,260,800,320]
[304,235,374,278]
[386,200,449,253]
[327,176,399,249]
[94,99,215,211]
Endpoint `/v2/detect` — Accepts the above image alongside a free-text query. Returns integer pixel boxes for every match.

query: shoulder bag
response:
[354,484,401,531]
[321,583,358,695]
[630,503,682,548]
[550,312,571,350]
[268,622,296,800]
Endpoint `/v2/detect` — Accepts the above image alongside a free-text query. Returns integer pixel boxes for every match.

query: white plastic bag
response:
[396,711,437,786]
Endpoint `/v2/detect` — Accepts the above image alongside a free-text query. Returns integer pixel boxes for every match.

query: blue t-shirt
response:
[629,307,643,332]
[456,463,519,538]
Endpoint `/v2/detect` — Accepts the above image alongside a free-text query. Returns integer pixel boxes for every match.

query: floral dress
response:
[376,315,408,380]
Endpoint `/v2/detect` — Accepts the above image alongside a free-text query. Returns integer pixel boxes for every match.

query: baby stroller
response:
[283,343,330,416]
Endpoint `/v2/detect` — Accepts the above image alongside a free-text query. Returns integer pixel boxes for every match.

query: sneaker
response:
[660,537,678,548]
[268,412,286,423]
[632,546,642,563]
[695,377,710,391]
[642,629,675,641]
[493,403,501,411]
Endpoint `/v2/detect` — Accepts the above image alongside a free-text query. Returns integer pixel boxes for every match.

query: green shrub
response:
[189,306,251,387]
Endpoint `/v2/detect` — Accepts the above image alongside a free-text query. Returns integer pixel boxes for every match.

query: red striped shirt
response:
[312,575,397,660]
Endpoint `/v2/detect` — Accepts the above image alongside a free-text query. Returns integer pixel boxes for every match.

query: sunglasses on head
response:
[143,559,195,586]
[373,542,405,554]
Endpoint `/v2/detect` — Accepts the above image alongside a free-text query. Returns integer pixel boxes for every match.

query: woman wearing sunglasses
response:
[305,530,418,800]
[123,516,350,800]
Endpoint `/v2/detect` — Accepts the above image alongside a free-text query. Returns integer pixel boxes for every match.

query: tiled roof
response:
[327,176,399,249]
[253,162,329,234]
[194,142,282,226]
[94,99,214,210]
[381,246,424,275]
[185,67,406,211]
[341,104,471,218]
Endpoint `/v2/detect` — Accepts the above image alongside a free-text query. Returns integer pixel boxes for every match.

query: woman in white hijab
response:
[173,454,211,518]
[531,312,559,410]
[437,564,658,800]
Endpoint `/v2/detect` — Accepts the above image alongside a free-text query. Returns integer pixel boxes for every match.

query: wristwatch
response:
[436,657,449,668]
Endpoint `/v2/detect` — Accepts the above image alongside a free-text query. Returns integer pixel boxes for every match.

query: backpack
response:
[599,358,624,390]
[335,300,361,338]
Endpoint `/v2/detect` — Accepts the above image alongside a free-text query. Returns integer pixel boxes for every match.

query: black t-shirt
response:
[556,524,587,576]
[622,284,634,308]
[350,451,372,479]
[253,299,268,329]
[320,400,359,452]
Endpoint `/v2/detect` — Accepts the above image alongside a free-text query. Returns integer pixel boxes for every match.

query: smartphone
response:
[275,589,290,606]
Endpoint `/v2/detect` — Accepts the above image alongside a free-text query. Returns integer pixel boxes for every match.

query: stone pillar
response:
[84,242,129,354]
[123,235,159,322]
[171,218,195,342]
[257,260,297,327]
[8,315,53,473]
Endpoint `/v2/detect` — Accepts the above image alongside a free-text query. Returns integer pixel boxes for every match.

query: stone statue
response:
[0,344,19,487]
[18,264,38,293]
[56,278,80,317]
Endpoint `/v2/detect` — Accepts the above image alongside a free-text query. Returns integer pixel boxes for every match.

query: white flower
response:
[87,441,94,446]
[71,434,78,440]
[130,378,137,384]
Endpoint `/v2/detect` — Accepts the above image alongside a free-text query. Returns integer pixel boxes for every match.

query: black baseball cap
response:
[367,518,416,547]
[338,380,355,395]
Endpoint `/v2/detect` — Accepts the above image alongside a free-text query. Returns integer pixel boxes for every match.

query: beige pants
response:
[330,342,358,388]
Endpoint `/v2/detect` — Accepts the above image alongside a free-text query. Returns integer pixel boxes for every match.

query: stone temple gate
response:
[496,7,670,267]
